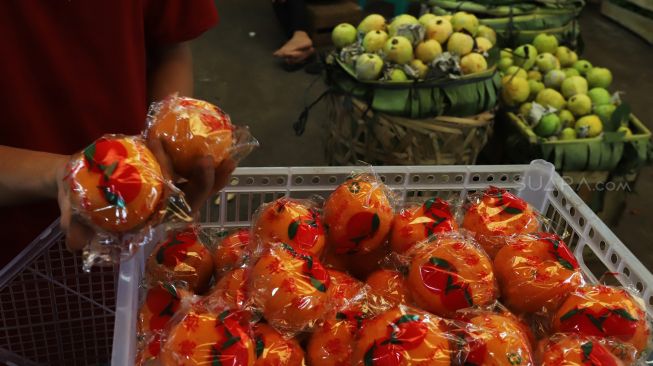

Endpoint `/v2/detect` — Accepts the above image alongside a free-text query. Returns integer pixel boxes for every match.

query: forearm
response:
[0,146,68,206]
[148,42,194,102]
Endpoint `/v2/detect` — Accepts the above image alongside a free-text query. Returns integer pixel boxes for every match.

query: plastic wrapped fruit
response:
[146,226,214,294]
[252,198,326,256]
[552,285,651,354]
[323,174,394,255]
[213,229,250,276]
[456,313,535,366]
[147,96,234,179]
[204,268,248,310]
[137,282,191,364]
[462,187,539,258]
[494,233,584,314]
[390,198,457,254]
[159,309,255,366]
[307,307,368,366]
[252,323,305,366]
[249,243,331,333]
[406,235,498,317]
[366,269,413,306]
[351,306,452,366]
[537,333,637,366]
[327,269,365,309]
[322,243,391,280]
[65,135,164,232]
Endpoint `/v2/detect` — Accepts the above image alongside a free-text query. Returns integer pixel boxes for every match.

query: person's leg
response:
[272,0,315,65]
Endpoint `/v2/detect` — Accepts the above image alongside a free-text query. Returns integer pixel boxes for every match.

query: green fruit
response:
[533,34,559,54]
[415,39,442,63]
[561,76,588,98]
[617,126,633,137]
[355,53,384,80]
[528,80,545,100]
[575,115,603,138]
[358,14,386,34]
[543,69,566,89]
[528,70,542,81]
[500,48,513,59]
[586,67,613,89]
[555,46,578,67]
[460,52,487,75]
[588,88,612,106]
[594,104,616,124]
[558,109,575,128]
[475,37,493,52]
[447,32,474,56]
[418,14,438,27]
[534,113,561,137]
[535,52,560,73]
[536,88,566,110]
[498,57,514,72]
[451,11,479,36]
[388,68,408,82]
[567,94,592,117]
[519,102,533,117]
[425,17,453,44]
[388,14,419,36]
[410,59,428,79]
[559,127,577,140]
[384,36,414,64]
[513,44,538,70]
[501,76,530,107]
[332,23,357,48]
[563,68,580,78]
[573,60,593,76]
[362,30,388,52]
[506,66,528,79]
[477,25,497,45]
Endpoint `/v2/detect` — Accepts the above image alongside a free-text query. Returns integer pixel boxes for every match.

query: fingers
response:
[213,158,237,193]
[145,134,175,182]
[65,218,95,252]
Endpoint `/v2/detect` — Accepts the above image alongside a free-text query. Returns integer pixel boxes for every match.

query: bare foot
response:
[283,47,315,65]
[274,31,313,60]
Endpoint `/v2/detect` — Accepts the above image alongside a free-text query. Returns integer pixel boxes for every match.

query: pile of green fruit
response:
[331,12,497,82]
[499,34,632,141]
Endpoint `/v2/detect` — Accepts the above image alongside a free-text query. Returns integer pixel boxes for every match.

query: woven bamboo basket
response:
[325,94,494,165]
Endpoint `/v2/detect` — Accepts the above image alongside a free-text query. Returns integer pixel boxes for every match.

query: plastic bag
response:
[251,197,326,257]
[322,242,391,280]
[146,225,214,294]
[323,172,396,255]
[145,95,259,179]
[536,333,638,366]
[389,197,458,254]
[204,268,249,311]
[494,232,585,314]
[551,285,651,355]
[252,323,305,366]
[213,228,251,276]
[365,268,413,307]
[64,134,191,270]
[403,232,499,318]
[462,186,542,258]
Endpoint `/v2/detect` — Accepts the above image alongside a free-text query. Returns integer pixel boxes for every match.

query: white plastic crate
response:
[1,161,650,365]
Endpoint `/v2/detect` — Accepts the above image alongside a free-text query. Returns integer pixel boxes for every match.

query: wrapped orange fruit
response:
[307,307,368,366]
[214,229,250,276]
[323,174,394,255]
[390,198,457,254]
[537,333,637,366]
[407,236,498,317]
[252,198,326,256]
[146,226,214,294]
[204,268,248,310]
[252,323,305,366]
[494,233,584,314]
[462,187,539,258]
[66,135,164,232]
[327,269,365,309]
[552,285,651,354]
[366,269,413,307]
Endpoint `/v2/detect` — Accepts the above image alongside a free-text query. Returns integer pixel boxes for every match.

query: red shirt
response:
[0,1,218,267]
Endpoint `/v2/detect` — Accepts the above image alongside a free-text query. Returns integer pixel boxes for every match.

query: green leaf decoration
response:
[281,243,296,255]
[507,352,523,365]
[371,214,380,233]
[336,312,347,321]
[429,257,452,269]
[162,283,179,299]
[463,287,474,306]
[586,313,609,333]
[83,142,96,168]
[364,343,376,366]
[502,206,523,215]
[581,342,593,361]
[288,220,300,240]
[310,277,327,293]
[424,197,435,211]
[155,247,166,265]
[218,309,231,323]
[395,314,420,325]
[211,345,222,366]
[255,336,264,358]
[560,307,583,321]
[221,336,241,350]
[558,258,575,271]
[103,161,118,181]
[612,308,638,322]
[159,301,176,318]
[100,186,126,209]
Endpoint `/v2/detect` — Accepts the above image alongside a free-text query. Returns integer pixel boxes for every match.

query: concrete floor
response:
[192,1,652,268]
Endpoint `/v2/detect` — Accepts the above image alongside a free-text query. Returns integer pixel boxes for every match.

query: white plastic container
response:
[112,160,653,365]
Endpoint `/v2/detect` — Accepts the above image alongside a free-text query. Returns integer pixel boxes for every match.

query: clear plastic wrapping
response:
[494,232,586,314]
[536,333,638,366]
[204,268,249,311]
[323,172,396,255]
[365,269,413,307]
[145,95,259,179]
[213,228,251,276]
[252,323,305,366]
[462,187,542,258]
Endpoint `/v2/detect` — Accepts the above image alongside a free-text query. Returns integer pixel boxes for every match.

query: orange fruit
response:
[390,198,457,254]
[159,310,255,366]
[214,229,250,275]
[494,233,584,314]
[148,96,233,179]
[462,187,539,258]
[252,198,326,256]
[323,175,394,255]
[205,268,248,310]
[351,306,451,365]
[537,334,636,366]
[327,269,365,308]
[366,269,413,306]
[67,136,164,232]
[406,236,497,317]
[322,243,391,280]
[146,226,214,294]
[457,313,534,365]
[252,323,305,366]
[552,285,650,353]
[249,243,331,332]
[307,306,367,366]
